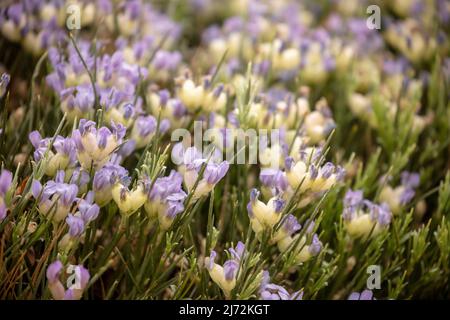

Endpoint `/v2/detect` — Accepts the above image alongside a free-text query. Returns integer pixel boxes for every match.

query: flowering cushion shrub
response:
[0,0,449,300]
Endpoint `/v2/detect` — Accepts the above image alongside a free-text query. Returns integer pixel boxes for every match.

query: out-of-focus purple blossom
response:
[131,115,158,148]
[370,203,392,226]
[0,169,13,221]
[0,73,10,98]
[202,25,222,44]
[344,189,364,208]
[260,168,289,194]
[299,146,322,163]
[399,171,420,205]
[383,58,409,75]
[0,169,13,197]
[259,271,303,300]
[343,189,392,226]
[348,289,375,300]
[62,85,95,115]
[152,51,182,71]
[100,88,126,111]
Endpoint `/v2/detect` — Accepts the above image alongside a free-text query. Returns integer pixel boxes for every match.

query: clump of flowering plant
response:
[0,0,449,301]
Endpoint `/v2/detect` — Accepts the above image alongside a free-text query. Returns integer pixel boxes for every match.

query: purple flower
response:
[308,164,319,180]
[284,156,295,171]
[205,242,244,295]
[29,131,76,166]
[370,203,392,226]
[144,170,187,227]
[254,60,271,76]
[152,51,182,71]
[223,260,239,281]
[260,168,288,194]
[348,289,375,300]
[259,271,303,300]
[31,171,78,222]
[401,172,420,189]
[308,234,322,255]
[93,164,128,192]
[77,191,100,223]
[344,189,364,208]
[72,119,126,169]
[299,146,322,163]
[99,88,126,111]
[399,189,415,205]
[273,198,284,213]
[399,171,420,205]
[72,86,95,113]
[343,189,392,228]
[249,188,260,203]
[0,169,12,197]
[93,163,129,206]
[46,261,90,300]
[180,146,229,197]
[320,162,335,179]
[260,283,303,300]
[280,214,301,237]
[165,200,185,219]
[0,202,7,221]
[228,241,245,261]
[46,260,63,284]
[343,191,363,221]
[0,169,12,221]
[0,73,10,98]
[148,170,185,201]
[68,167,90,191]
[383,58,409,75]
[204,161,229,185]
[66,214,85,237]
[131,115,157,148]
[205,250,217,271]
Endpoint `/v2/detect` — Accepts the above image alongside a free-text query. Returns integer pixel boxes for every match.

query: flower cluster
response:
[342,190,392,238]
